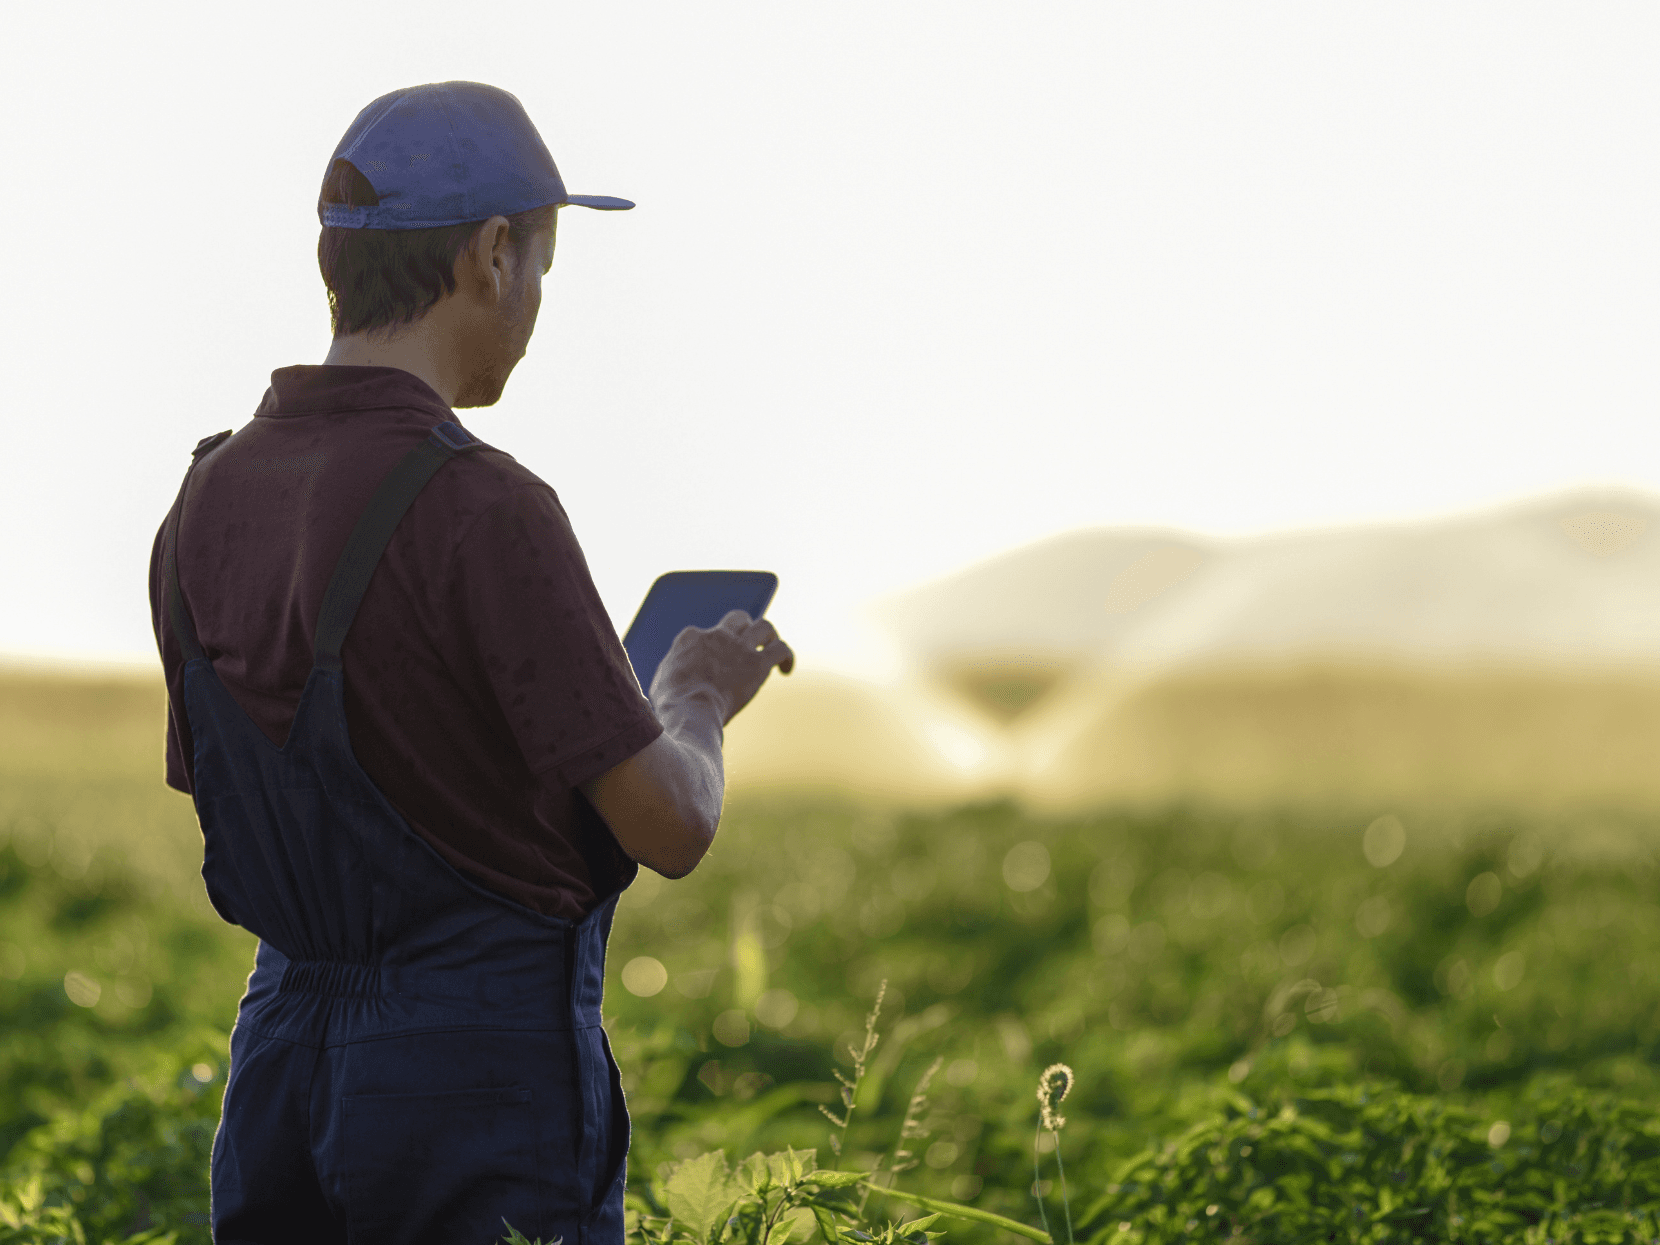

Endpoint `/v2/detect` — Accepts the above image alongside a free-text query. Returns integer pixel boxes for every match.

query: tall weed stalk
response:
[819,980,885,1165]
[1032,1064,1073,1245]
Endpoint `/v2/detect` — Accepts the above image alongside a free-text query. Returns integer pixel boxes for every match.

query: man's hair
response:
[317,159,557,338]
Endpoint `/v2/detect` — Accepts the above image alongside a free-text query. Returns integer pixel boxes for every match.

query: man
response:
[148,81,792,1245]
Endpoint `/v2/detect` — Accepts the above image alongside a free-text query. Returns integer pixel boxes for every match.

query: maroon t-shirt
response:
[148,365,663,919]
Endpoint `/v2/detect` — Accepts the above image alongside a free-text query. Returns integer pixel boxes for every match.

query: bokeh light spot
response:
[621,956,668,997]
[1279,924,1316,967]
[925,1140,959,1168]
[1003,842,1052,892]
[755,988,798,1029]
[1093,913,1131,956]
[63,971,100,1008]
[1362,815,1406,868]
[712,1009,750,1047]
[1355,895,1392,939]
[1466,872,1503,918]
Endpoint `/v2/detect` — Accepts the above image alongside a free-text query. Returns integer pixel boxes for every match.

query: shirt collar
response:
[254,365,452,419]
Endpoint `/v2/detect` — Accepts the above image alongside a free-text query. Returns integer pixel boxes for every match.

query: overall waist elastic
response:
[244,935,608,1041]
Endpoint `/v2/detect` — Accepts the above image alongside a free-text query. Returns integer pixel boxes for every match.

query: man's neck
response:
[323,325,456,407]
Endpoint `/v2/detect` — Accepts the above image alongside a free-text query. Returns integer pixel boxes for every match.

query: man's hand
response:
[650,609,795,725]
[580,611,793,878]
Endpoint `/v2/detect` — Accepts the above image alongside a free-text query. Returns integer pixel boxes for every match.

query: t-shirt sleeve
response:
[147,507,194,795]
[447,481,663,790]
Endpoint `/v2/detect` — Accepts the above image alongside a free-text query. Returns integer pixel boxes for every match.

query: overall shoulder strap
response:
[313,421,484,673]
[165,431,235,664]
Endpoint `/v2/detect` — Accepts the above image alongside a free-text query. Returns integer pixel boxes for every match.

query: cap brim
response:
[564,194,635,210]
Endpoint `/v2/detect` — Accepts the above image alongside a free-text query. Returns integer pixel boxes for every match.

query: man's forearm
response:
[585,610,790,879]
[650,686,726,846]
[580,686,725,879]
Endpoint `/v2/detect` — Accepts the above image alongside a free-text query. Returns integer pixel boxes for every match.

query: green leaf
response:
[762,1148,808,1192]
[740,1151,775,1197]
[781,1147,817,1186]
[771,1206,819,1245]
[810,1205,841,1245]
[665,1151,739,1244]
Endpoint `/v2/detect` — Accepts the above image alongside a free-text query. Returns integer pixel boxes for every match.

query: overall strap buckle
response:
[192,430,233,459]
[428,421,483,452]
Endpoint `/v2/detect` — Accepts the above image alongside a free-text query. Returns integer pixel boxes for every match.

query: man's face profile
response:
[453,215,558,409]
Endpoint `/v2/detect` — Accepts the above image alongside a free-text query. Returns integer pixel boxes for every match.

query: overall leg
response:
[212,1021,343,1244]
[577,1022,631,1245]
[313,1027,624,1245]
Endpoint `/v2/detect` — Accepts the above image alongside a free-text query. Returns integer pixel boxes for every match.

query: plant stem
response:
[862,1182,1053,1244]
[1032,1124,1053,1245]
[759,1190,784,1245]
[1052,1132,1074,1245]
[824,981,886,1169]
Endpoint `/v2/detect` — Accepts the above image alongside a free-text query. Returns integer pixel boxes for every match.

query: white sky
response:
[2,2,1656,678]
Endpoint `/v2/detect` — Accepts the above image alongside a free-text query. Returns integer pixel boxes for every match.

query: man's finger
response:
[761,637,794,675]
[717,609,754,633]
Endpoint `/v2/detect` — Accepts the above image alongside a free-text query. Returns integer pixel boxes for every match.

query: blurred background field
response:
[6,642,1660,1239]
[723,489,1660,814]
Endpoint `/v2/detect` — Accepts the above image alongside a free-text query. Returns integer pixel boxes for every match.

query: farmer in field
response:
[148,81,792,1244]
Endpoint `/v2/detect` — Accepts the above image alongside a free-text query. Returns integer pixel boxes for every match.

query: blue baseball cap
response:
[319,81,633,230]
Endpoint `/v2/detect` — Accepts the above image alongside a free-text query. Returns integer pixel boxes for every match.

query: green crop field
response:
[5,673,1660,1243]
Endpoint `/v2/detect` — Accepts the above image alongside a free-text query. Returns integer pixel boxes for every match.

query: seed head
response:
[1037,1063,1074,1132]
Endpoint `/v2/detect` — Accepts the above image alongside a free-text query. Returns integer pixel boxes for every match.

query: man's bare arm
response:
[580,611,793,878]
[580,691,724,878]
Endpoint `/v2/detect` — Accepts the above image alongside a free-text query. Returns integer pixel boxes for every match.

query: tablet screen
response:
[622,570,778,694]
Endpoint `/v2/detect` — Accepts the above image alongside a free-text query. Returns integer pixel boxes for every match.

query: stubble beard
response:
[451,361,512,409]
[452,280,533,409]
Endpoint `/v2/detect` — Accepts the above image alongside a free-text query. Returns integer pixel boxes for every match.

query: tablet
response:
[622,570,778,695]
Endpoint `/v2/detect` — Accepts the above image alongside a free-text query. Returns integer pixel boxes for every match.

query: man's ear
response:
[460,216,514,302]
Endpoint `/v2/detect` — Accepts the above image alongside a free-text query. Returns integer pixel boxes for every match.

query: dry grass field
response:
[0,668,202,900]
[719,659,1660,831]
[14,658,1660,831]
[1016,660,1660,815]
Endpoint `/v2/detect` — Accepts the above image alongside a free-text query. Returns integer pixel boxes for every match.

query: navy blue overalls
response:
[161,424,633,1245]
